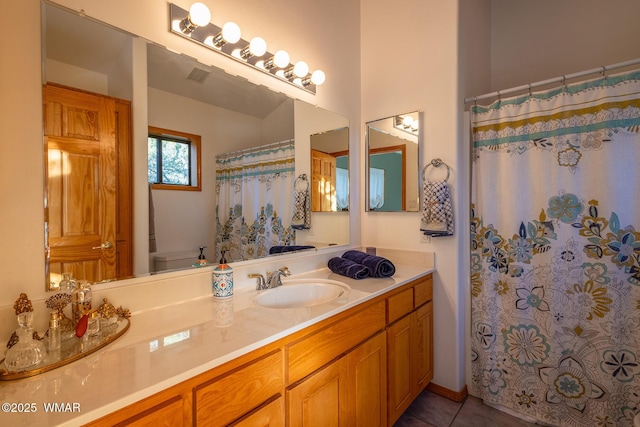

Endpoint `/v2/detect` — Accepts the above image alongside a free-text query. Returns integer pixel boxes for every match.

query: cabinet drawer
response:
[414,275,433,307]
[287,301,385,385]
[387,288,413,324]
[195,350,283,426]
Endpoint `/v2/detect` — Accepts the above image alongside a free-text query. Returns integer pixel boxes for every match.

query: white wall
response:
[490,0,640,91]
[361,0,466,393]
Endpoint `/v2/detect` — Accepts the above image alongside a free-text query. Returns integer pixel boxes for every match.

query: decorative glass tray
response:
[0,317,130,381]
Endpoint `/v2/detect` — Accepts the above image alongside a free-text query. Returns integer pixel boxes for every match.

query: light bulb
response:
[189,2,211,27]
[402,116,414,127]
[204,35,215,47]
[249,37,267,57]
[411,121,419,131]
[221,22,241,44]
[273,50,290,68]
[172,20,183,32]
[293,61,309,78]
[310,70,326,85]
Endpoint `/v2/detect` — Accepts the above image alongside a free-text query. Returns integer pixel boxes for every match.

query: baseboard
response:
[426,382,468,402]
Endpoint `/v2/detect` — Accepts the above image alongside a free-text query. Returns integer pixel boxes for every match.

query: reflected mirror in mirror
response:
[365,112,421,212]
[42,2,349,289]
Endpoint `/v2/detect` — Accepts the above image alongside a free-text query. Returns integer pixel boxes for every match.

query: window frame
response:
[148,126,202,191]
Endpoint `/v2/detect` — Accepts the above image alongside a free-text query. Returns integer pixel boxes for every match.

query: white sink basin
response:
[255,279,350,308]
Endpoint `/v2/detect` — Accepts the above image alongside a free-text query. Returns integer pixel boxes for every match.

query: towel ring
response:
[295,173,309,190]
[422,158,451,182]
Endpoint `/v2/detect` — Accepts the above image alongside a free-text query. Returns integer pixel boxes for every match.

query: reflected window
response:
[148,126,201,191]
[369,167,385,209]
[336,167,349,210]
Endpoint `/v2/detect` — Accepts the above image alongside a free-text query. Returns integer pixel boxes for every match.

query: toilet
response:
[154,250,200,272]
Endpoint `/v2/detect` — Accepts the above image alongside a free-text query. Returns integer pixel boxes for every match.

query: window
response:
[148,126,201,191]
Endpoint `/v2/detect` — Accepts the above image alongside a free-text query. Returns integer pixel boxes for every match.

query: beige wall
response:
[490,0,640,91]
[362,0,466,393]
[0,1,44,306]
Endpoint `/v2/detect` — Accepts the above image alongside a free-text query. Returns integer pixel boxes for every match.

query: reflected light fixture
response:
[394,115,419,136]
[169,3,325,94]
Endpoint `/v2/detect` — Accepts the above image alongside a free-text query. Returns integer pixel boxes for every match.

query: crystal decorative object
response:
[4,312,47,372]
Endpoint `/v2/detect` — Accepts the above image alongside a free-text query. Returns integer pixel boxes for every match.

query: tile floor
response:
[394,389,539,427]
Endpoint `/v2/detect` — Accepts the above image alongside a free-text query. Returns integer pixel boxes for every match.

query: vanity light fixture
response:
[394,115,419,136]
[261,50,290,70]
[180,2,211,34]
[169,3,325,94]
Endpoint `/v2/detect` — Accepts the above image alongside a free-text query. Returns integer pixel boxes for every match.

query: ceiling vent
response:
[186,67,211,83]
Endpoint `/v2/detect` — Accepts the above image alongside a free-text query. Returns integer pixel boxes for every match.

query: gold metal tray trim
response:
[0,317,130,381]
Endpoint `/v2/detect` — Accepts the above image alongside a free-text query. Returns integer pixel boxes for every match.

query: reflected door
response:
[44,84,118,284]
[311,149,337,212]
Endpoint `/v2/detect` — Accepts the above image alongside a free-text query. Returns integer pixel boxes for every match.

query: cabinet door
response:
[412,301,434,391]
[231,396,284,427]
[347,331,387,427]
[386,315,413,425]
[287,357,348,427]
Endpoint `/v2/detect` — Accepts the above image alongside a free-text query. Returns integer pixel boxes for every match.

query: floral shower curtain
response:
[215,140,296,262]
[470,70,640,426]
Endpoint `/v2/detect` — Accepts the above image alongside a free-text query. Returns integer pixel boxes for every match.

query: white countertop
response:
[0,263,433,426]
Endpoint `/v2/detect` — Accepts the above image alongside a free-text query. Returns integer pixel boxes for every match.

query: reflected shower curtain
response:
[470,70,640,426]
[216,140,295,262]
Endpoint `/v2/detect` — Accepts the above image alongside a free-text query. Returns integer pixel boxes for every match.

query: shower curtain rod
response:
[464,57,640,104]
[217,138,294,158]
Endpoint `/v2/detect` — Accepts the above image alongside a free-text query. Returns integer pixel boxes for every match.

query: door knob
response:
[92,241,113,250]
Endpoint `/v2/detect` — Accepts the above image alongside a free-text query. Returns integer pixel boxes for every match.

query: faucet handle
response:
[280,266,291,276]
[248,273,266,290]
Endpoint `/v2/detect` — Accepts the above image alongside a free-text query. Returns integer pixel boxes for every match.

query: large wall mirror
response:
[42,2,349,289]
[365,112,420,212]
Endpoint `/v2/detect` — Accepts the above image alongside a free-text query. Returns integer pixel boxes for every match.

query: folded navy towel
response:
[342,250,396,278]
[328,257,370,280]
[269,245,315,254]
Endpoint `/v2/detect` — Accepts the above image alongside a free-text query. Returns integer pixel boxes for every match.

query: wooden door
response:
[311,149,336,212]
[44,84,118,284]
[347,331,387,427]
[386,314,413,425]
[413,302,434,391]
[287,356,348,427]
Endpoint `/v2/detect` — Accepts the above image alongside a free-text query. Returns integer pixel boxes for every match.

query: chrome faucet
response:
[249,267,291,290]
[266,266,291,289]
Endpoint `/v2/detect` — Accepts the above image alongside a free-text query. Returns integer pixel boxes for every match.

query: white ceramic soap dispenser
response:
[212,250,233,298]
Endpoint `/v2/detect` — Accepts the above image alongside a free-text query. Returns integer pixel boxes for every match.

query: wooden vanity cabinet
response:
[386,275,434,426]
[287,330,387,427]
[286,301,387,426]
[84,274,433,427]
